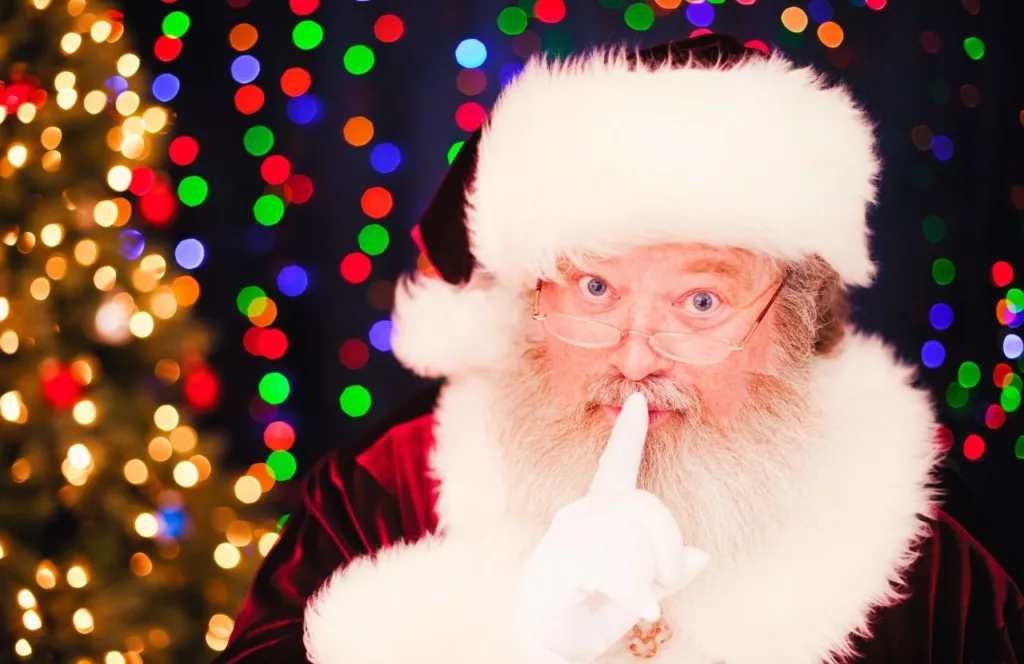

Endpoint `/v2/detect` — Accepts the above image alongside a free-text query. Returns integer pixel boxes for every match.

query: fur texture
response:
[467,50,880,291]
[303,529,538,664]
[390,272,527,379]
[427,332,941,663]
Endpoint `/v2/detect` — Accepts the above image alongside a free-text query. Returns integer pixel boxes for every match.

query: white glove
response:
[518,393,710,664]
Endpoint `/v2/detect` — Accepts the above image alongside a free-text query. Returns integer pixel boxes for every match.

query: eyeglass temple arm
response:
[734,274,789,350]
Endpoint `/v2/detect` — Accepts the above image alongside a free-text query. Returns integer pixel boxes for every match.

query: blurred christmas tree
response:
[0,1,275,661]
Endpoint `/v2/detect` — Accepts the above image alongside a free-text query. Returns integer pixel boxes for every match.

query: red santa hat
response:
[392,34,880,379]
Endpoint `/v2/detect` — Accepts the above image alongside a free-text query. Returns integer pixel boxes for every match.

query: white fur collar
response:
[428,331,941,663]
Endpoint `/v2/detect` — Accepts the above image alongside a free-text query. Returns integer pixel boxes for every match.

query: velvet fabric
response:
[215,386,1023,663]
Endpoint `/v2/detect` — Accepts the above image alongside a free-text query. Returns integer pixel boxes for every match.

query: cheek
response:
[543,339,609,404]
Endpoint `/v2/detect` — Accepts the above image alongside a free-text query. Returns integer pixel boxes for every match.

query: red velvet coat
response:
[214,387,1023,663]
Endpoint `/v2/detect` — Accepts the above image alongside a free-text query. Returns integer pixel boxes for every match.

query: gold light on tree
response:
[0,1,273,661]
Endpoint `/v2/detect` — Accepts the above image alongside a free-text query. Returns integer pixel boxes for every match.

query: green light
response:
[598,0,626,7]
[247,296,268,317]
[963,37,985,60]
[932,258,955,286]
[922,215,945,242]
[542,28,573,58]
[358,224,390,256]
[344,45,375,75]
[1007,288,1024,310]
[162,11,191,38]
[177,175,208,207]
[236,285,265,315]
[945,382,968,409]
[447,141,465,165]
[340,385,371,417]
[259,372,290,405]
[266,450,297,481]
[624,3,655,31]
[1016,435,1024,460]
[957,361,980,388]
[517,0,538,15]
[1001,386,1021,412]
[1009,374,1024,391]
[243,126,274,156]
[293,20,324,50]
[254,195,285,226]
[706,0,726,3]
[497,7,529,35]
[276,514,290,532]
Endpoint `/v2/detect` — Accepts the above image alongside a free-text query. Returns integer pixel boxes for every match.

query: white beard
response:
[487,340,821,562]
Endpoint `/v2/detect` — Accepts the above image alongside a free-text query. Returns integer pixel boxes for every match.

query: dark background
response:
[125,1,1022,574]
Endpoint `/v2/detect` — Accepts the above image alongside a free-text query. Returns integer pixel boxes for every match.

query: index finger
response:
[588,392,649,494]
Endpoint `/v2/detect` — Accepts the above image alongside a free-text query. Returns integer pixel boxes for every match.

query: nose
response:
[608,330,674,382]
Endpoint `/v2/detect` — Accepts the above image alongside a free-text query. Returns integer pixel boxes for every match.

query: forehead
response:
[567,244,774,282]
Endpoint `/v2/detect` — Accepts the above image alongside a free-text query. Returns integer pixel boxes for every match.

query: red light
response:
[284,175,314,204]
[985,405,1006,429]
[534,0,566,23]
[454,102,486,132]
[992,261,1014,287]
[154,36,183,62]
[339,339,370,369]
[138,177,177,226]
[340,253,372,284]
[243,327,264,356]
[963,434,985,460]
[258,328,289,360]
[360,186,393,219]
[280,67,312,97]
[690,28,713,38]
[264,421,296,451]
[168,136,199,166]
[374,15,405,43]
[41,366,80,410]
[866,0,887,8]
[994,363,1013,388]
[289,0,319,15]
[234,85,265,115]
[129,167,156,196]
[261,155,292,185]
[184,368,220,412]
[934,425,953,453]
[744,40,770,55]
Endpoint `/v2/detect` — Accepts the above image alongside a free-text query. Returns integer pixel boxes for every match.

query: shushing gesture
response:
[518,393,710,663]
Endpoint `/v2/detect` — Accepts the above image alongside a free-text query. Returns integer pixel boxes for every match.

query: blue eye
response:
[688,291,719,313]
[578,276,609,299]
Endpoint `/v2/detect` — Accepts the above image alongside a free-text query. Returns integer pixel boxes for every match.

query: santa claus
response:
[216,34,1022,663]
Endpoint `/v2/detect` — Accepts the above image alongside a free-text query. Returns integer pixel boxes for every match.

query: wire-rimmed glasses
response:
[531,273,788,366]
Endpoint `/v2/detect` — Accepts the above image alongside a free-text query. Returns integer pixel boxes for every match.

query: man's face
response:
[535,243,788,430]
[492,243,818,556]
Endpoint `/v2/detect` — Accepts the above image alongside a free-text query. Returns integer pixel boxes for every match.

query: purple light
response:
[929,303,953,330]
[277,265,309,297]
[231,55,261,84]
[685,2,715,28]
[368,320,393,352]
[118,230,145,260]
[921,340,945,368]
[174,238,206,270]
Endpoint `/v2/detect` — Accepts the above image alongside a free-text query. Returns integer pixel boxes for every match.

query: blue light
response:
[369,320,393,352]
[231,55,261,84]
[277,265,309,297]
[287,94,321,125]
[174,238,205,270]
[1004,334,1023,359]
[105,75,129,95]
[118,230,145,260]
[455,39,488,68]
[807,0,835,23]
[685,2,715,27]
[931,135,954,162]
[152,73,181,102]
[499,62,524,88]
[929,303,953,330]
[159,507,186,538]
[370,143,401,174]
[921,340,945,369]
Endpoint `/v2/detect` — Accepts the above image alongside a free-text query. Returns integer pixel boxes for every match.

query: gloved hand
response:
[518,393,710,664]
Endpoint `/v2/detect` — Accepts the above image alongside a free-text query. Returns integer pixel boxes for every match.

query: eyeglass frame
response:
[530,269,790,366]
